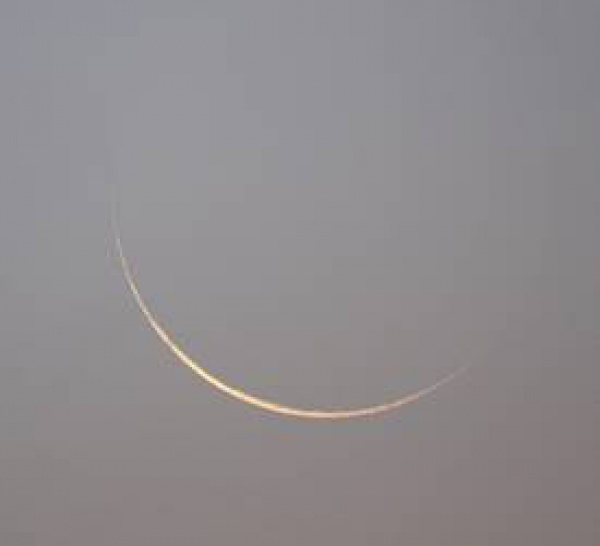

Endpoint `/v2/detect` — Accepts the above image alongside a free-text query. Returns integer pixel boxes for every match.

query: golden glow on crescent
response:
[113,208,467,420]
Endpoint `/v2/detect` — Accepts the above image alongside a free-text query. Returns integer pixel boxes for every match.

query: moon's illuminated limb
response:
[112,208,467,420]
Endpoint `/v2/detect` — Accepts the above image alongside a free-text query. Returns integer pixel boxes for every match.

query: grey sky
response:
[2,1,599,544]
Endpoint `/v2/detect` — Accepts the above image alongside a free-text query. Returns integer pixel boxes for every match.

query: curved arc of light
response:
[112,204,467,420]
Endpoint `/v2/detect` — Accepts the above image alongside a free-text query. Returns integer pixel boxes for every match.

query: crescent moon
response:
[112,203,467,420]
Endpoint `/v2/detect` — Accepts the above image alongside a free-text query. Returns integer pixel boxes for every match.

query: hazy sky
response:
[2,1,599,544]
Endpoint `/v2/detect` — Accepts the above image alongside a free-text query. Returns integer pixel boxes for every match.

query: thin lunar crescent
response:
[113,205,467,420]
